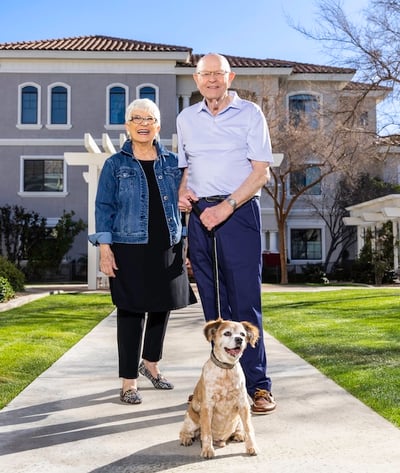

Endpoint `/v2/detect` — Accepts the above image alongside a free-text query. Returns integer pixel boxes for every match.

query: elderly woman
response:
[89,99,194,404]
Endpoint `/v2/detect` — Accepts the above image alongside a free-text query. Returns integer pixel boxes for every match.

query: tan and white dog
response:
[179,318,260,459]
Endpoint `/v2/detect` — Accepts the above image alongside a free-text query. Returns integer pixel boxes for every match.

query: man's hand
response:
[200,200,233,231]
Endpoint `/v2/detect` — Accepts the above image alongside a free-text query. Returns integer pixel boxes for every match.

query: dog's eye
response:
[240,332,246,337]
[223,331,232,337]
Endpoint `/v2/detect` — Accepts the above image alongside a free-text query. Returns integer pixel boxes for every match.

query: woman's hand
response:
[99,244,118,278]
[178,188,198,213]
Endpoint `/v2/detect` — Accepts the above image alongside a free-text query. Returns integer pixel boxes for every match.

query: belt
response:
[199,195,259,203]
[199,195,229,202]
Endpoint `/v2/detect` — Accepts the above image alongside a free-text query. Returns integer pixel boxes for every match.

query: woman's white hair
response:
[125,98,161,125]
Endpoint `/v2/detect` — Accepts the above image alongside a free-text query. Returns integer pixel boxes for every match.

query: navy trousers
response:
[188,198,272,395]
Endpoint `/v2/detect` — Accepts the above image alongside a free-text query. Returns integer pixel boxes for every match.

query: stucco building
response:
[0,35,394,283]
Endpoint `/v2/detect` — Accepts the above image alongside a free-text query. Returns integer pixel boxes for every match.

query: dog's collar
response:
[210,350,235,370]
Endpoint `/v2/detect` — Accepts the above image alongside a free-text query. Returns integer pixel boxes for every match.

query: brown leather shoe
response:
[251,388,276,415]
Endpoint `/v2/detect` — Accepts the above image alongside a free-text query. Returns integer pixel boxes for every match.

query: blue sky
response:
[0,0,369,66]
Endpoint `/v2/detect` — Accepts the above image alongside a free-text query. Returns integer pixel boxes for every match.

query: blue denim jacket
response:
[88,139,183,246]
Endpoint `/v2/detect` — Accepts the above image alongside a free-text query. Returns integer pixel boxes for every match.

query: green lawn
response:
[0,293,114,409]
[1,289,399,429]
[262,288,400,428]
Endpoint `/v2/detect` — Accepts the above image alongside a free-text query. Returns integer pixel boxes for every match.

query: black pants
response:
[117,308,170,379]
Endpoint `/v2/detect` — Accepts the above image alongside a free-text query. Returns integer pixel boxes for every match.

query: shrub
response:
[0,276,15,302]
[25,210,86,281]
[0,256,25,292]
[301,263,327,283]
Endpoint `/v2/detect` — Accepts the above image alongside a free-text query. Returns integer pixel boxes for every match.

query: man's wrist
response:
[225,196,237,211]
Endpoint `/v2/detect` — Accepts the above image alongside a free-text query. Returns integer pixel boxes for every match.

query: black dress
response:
[109,159,193,312]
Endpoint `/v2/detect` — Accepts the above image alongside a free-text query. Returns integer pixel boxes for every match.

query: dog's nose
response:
[235,337,243,345]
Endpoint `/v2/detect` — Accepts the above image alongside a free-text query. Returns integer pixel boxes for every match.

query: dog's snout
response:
[235,337,243,345]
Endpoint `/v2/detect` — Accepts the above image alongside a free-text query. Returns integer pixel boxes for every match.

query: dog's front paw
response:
[246,441,259,456]
[247,446,258,456]
[201,444,216,459]
[180,432,194,446]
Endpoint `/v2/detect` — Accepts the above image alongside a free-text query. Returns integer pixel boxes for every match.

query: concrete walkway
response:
[0,286,399,472]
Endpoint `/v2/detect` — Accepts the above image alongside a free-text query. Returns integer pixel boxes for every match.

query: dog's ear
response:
[242,321,260,347]
[203,320,222,342]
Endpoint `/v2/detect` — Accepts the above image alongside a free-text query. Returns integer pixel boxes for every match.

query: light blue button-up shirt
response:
[177,91,273,197]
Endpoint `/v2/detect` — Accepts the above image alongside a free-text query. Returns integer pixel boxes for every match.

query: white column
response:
[269,231,279,253]
[182,95,190,108]
[85,164,100,290]
[393,219,399,272]
[357,226,364,256]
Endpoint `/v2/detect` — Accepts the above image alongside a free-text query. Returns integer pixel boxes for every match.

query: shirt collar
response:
[196,90,241,114]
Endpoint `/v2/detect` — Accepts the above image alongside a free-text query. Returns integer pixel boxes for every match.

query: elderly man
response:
[177,53,276,414]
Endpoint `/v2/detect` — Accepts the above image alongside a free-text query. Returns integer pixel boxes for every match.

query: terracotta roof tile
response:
[0,35,192,52]
[343,81,391,91]
[186,53,355,74]
[0,34,355,74]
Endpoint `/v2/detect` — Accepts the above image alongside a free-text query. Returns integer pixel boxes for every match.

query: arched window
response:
[50,85,68,124]
[136,84,159,104]
[289,93,320,129]
[139,86,156,102]
[109,86,126,124]
[21,85,39,124]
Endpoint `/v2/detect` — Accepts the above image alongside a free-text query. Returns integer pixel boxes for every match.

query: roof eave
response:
[0,50,191,61]
[289,72,355,82]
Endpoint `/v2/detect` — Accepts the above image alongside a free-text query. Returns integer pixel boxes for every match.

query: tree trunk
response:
[278,218,288,284]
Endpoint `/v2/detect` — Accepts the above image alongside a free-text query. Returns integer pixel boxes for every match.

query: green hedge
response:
[0,276,14,302]
[0,256,25,292]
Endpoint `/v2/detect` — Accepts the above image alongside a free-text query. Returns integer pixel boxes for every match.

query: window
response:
[290,166,321,195]
[359,111,369,127]
[289,94,320,128]
[20,85,39,125]
[46,83,71,129]
[291,228,322,260]
[136,84,159,105]
[21,158,65,193]
[139,86,156,102]
[109,86,126,124]
[50,85,68,124]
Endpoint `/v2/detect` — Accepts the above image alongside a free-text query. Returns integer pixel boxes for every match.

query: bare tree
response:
[292,0,400,134]
[263,86,378,284]
[305,177,357,273]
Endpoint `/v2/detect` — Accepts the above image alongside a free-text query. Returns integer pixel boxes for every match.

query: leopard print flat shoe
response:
[119,388,142,404]
[138,361,174,390]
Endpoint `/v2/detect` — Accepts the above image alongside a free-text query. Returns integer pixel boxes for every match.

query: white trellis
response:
[343,194,400,274]
[65,133,125,289]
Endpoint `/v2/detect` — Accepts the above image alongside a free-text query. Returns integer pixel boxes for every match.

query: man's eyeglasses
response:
[196,71,228,78]
[128,115,157,125]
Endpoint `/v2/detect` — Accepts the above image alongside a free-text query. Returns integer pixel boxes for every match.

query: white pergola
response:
[343,194,400,273]
[65,133,124,289]
[65,136,284,290]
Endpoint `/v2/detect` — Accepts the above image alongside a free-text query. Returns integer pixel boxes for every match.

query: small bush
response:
[0,256,25,292]
[301,263,327,283]
[0,276,15,302]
